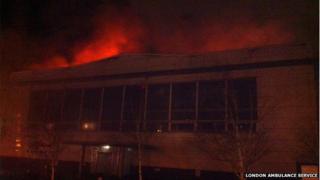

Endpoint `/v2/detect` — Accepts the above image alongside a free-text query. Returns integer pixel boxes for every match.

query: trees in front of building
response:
[198,123,269,180]
[25,123,64,180]
[295,118,319,165]
[196,78,270,180]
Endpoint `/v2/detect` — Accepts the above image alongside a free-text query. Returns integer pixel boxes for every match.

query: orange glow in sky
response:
[31,19,293,70]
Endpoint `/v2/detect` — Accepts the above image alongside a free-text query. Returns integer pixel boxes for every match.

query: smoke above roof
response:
[1,0,318,71]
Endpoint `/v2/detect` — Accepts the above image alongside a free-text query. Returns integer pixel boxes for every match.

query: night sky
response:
[1,0,318,75]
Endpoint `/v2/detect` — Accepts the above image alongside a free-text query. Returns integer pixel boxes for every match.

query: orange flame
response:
[72,19,143,65]
[31,19,294,69]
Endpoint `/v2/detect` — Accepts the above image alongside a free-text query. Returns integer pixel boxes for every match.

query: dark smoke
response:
[1,0,318,72]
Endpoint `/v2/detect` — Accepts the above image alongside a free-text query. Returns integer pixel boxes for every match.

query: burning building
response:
[0,44,318,179]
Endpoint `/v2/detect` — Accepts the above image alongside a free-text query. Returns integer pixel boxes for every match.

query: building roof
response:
[11,44,316,83]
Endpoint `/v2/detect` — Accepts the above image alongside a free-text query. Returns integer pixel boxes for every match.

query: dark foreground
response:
[0,156,242,180]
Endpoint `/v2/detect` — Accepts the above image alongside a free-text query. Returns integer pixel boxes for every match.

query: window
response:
[172,82,195,131]
[46,90,64,123]
[123,85,145,131]
[146,84,169,132]
[101,87,123,131]
[61,89,82,129]
[198,80,225,132]
[28,90,64,129]
[198,81,225,120]
[172,83,196,120]
[228,78,257,131]
[81,88,101,123]
[28,91,47,126]
[27,77,257,133]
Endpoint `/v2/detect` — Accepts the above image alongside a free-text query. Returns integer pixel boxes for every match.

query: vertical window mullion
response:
[42,91,49,127]
[194,81,199,132]
[120,86,126,131]
[78,89,84,130]
[98,88,105,131]
[250,88,253,122]
[143,85,148,131]
[249,81,256,132]
[60,90,66,126]
[168,83,172,132]
[224,80,228,131]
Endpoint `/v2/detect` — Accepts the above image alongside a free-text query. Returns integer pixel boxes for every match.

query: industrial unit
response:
[0,44,317,179]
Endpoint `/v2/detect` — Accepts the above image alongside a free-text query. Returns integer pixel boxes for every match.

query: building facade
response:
[0,44,318,178]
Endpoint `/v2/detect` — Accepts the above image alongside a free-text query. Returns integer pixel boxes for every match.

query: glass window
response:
[147,84,169,121]
[62,89,82,124]
[227,78,257,132]
[101,87,123,131]
[28,91,47,123]
[146,84,169,131]
[196,78,257,132]
[198,80,225,132]
[46,90,64,123]
[198,80,225,121]
[81,88,101,122]
[197,122,225,132]
[123,85,145,131]
[229,78,257,121]
[172,123,194,132]
[172,83,196,120]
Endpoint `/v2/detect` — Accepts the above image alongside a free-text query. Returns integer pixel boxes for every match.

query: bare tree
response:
[123,118,150,180]
[197,81,270,180]
[128,83,154,180]
[135,87,148,180]
[198,125,269,180]
[295,118,319,164]
[136,123,144,180]
[25,123,64,180]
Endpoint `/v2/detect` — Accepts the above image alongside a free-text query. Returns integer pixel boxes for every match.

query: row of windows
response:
[28,78,257,132]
